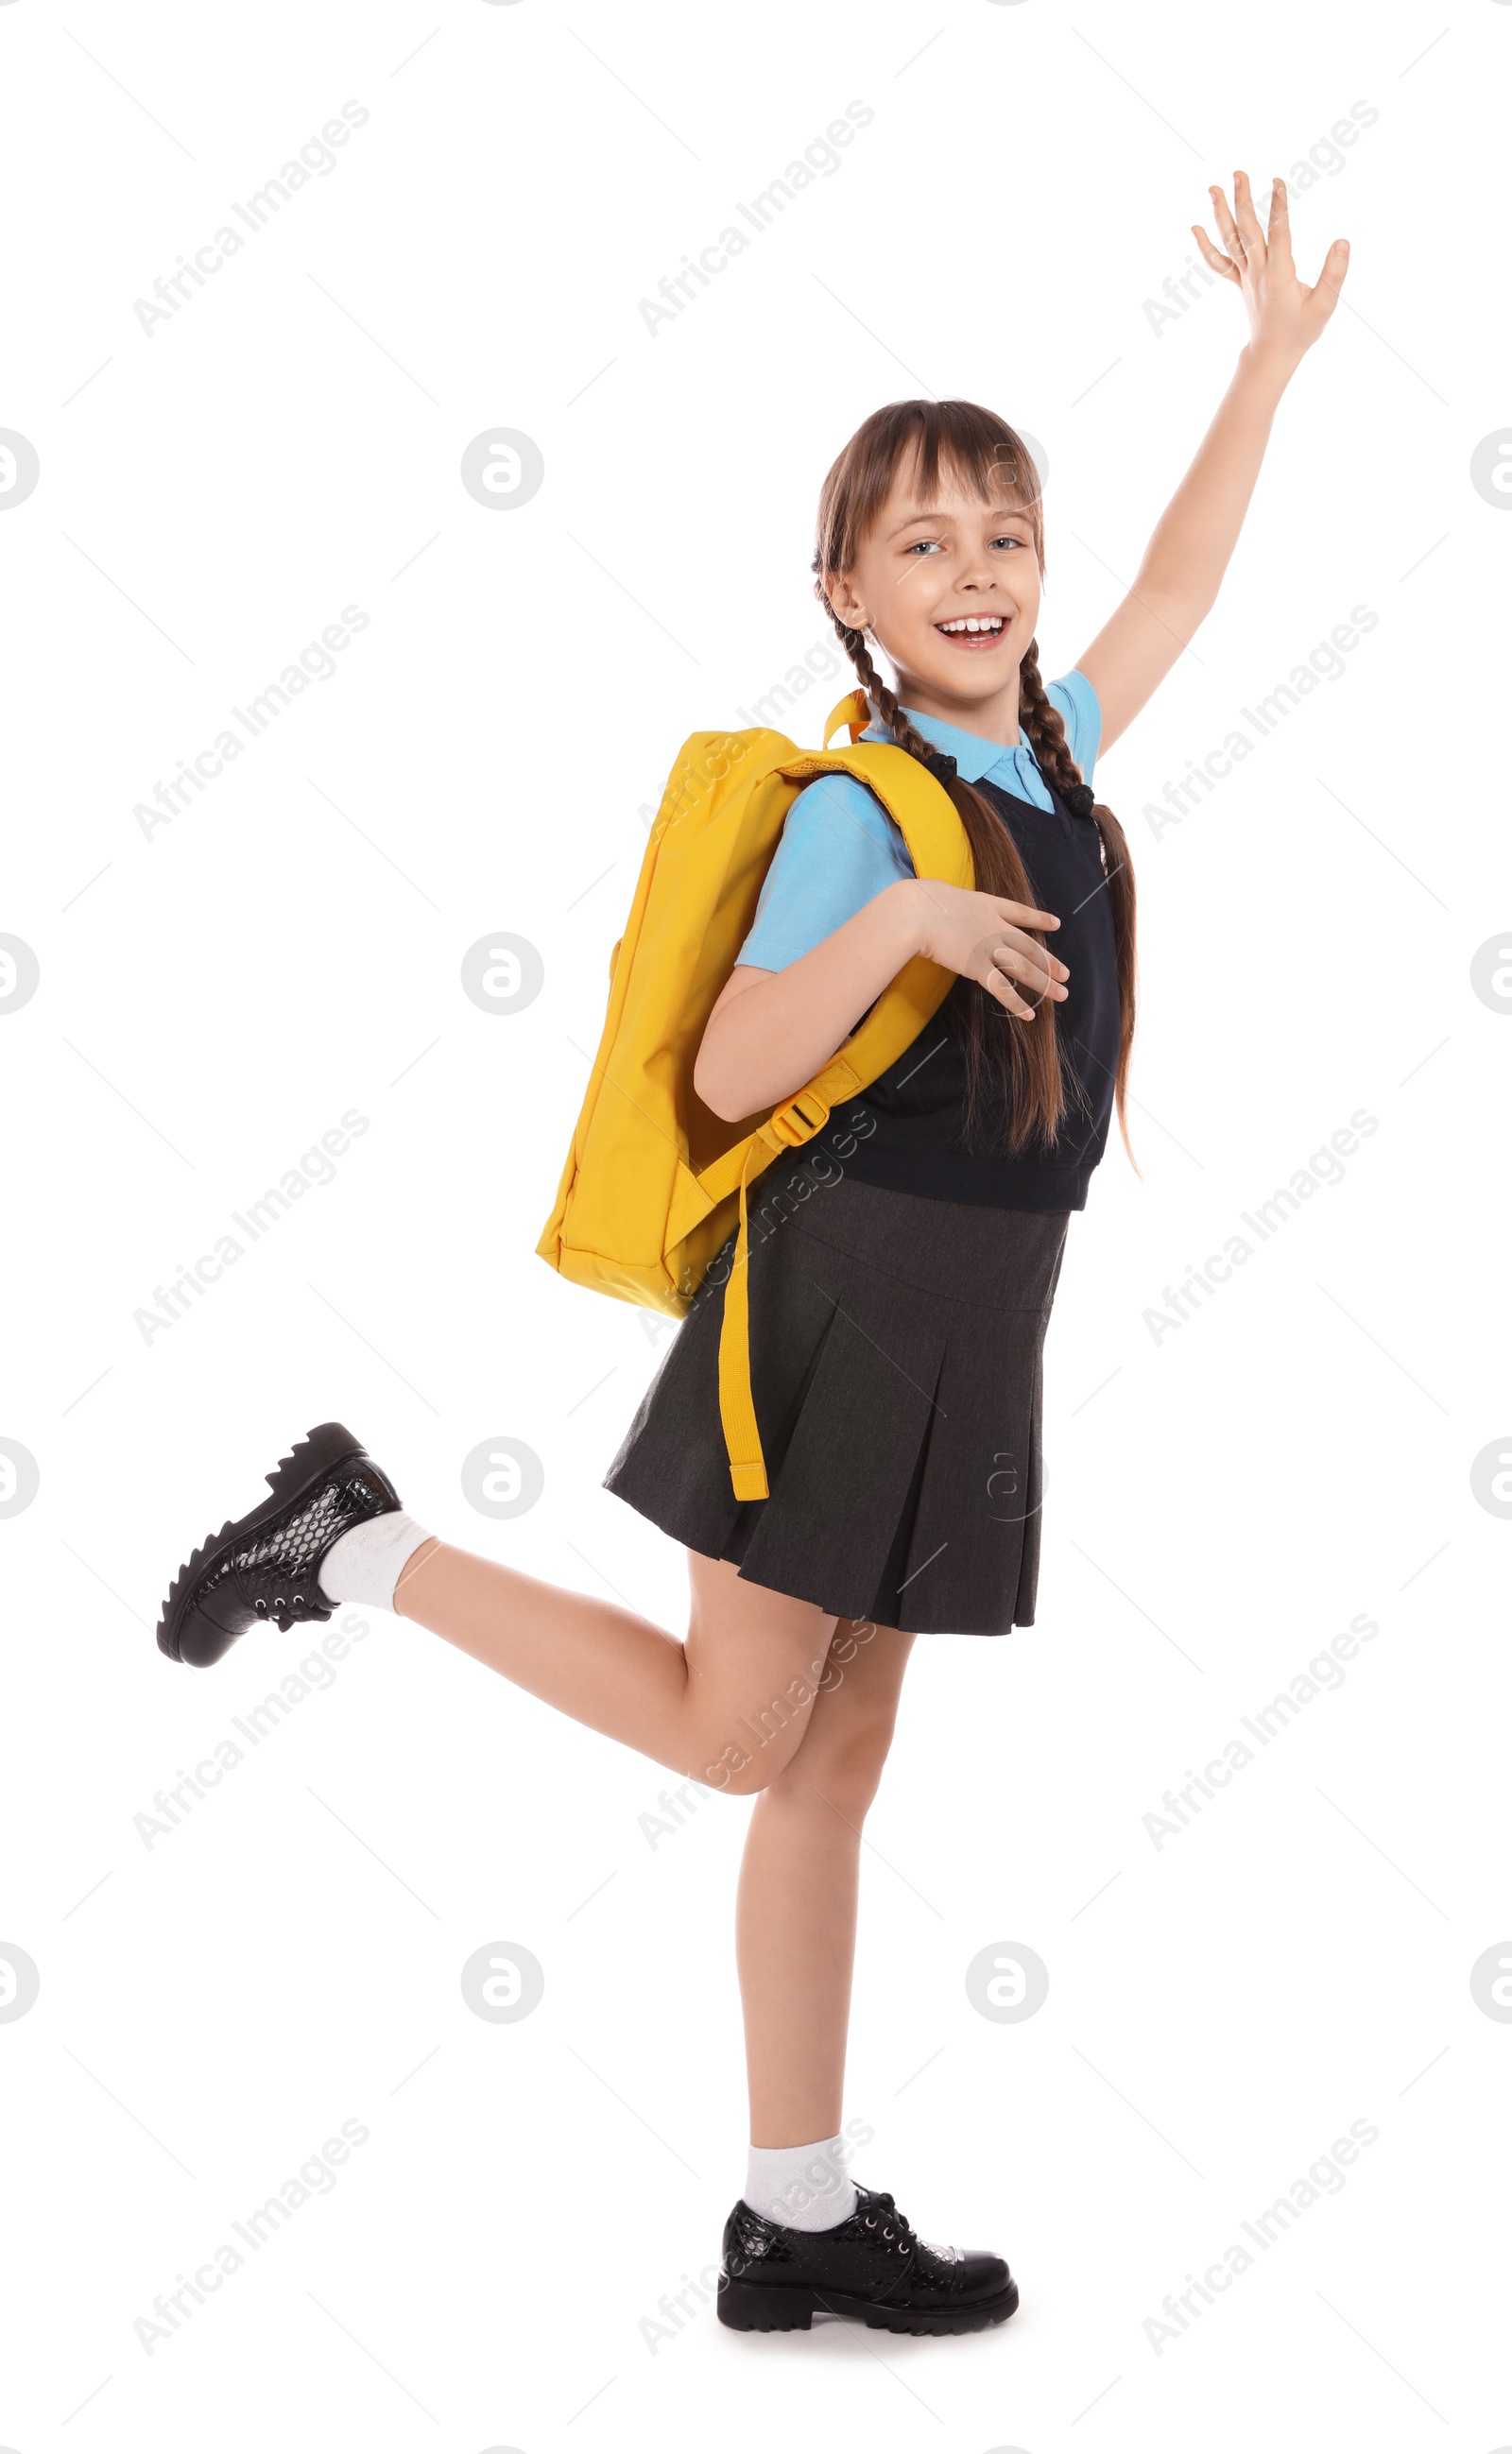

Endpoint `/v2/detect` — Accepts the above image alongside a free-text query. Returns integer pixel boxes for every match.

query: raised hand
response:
[1193,171,1349,372]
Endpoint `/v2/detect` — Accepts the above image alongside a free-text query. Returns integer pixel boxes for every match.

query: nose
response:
[956,546,1002,592]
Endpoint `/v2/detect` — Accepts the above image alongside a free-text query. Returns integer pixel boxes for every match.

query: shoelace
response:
[859,2190,919,2258]
[866,2190,961,2266]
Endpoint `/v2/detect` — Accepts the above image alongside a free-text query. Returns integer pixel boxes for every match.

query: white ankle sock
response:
[318,1511,433,1610]
[745,2135,858,2232]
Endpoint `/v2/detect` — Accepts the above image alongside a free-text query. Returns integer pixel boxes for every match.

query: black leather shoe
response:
[717,2183,1017,2335]
[157,1422,403,1669]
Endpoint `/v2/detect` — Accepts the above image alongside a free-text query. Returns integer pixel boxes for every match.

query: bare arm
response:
[1076,171,1349,754]
[694,878,1067,1124]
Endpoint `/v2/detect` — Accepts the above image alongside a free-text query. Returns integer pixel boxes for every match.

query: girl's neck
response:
[886,673,1023,749]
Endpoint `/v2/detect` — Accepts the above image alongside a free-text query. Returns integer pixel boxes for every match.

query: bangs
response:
[902,406,1040,516]
[814,399,1044,576]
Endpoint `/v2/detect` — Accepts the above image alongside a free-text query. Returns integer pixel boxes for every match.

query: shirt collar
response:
[860,702,1041,790]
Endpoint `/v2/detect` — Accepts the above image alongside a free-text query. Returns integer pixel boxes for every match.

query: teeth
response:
[940,617,1004,633]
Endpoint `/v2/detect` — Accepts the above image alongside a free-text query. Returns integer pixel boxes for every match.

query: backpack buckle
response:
[768,1089,831,1146]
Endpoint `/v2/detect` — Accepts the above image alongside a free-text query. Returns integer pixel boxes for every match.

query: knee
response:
[777,1715,899,1823]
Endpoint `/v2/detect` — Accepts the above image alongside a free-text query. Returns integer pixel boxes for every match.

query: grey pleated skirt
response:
[603,1158,1071,1636]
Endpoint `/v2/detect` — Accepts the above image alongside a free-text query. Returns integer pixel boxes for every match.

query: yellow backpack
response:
[536,689,974,1502]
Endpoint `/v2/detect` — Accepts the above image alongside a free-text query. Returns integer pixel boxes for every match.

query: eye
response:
[903,537,943,555]
[991,534,1024,551]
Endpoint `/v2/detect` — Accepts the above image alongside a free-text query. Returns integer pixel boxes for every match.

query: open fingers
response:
[996,939,1063,997]
[1192,222,1241,283]
[979,933,1067,1019]
[991,911,1069,987]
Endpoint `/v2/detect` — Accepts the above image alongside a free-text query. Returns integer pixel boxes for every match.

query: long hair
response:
[812,398,1137,1161]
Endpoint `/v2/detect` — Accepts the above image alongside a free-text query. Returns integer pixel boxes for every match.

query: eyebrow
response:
[884,504,1034,539]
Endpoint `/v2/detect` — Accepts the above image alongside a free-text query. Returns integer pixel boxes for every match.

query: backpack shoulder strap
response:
[780,744,975,889]
[768,725,975,1092]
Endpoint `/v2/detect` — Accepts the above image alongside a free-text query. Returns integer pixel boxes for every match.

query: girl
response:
[155,177,1346,2337]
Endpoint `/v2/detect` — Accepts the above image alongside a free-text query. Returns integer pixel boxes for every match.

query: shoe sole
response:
[716,2274,1018,2335]
[157,1421,377,1669]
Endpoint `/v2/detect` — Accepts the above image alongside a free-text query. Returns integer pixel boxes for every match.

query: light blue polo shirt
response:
[737,671,1101,971]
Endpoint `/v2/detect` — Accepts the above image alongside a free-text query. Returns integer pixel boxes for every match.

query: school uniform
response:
[605,675,1118,1637]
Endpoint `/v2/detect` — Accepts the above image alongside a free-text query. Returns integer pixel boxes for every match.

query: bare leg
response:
[736,1618,917,2146]
[393,1538,838,1792]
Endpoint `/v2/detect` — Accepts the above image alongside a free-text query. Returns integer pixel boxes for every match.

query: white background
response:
[3,0,1509,2446]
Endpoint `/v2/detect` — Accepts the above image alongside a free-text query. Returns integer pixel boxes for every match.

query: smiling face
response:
[824,453,1042,743]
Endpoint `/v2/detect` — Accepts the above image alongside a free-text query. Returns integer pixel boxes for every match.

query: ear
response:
[823,570,869,632]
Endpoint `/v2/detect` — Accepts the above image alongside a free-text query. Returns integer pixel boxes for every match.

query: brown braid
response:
[1017,640,1139,1164]
[822,609,1067,1152]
